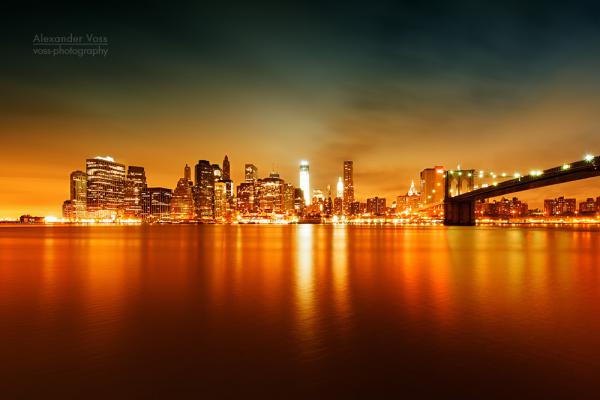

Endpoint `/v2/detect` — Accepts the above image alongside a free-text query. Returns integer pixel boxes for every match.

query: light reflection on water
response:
[1,225,600,397]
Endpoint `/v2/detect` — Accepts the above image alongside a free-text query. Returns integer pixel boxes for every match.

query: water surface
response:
[1,225,600,397]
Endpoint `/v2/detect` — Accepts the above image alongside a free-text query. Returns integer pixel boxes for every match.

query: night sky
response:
[2,1,600,217]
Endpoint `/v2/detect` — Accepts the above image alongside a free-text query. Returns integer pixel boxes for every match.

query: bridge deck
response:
[448,157,600,202]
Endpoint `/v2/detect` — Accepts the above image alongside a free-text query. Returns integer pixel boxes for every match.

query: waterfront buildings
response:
[86,156,126,219]
[343,161,354,214]
[544,197,577,216]
[476,197,528,218]
[579,198,597,214]
[299,161,310,205]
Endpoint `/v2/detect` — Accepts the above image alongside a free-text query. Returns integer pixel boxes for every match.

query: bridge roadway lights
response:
[444,200,476,226]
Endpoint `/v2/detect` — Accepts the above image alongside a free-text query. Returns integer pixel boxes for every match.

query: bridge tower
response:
[444,169,476,226]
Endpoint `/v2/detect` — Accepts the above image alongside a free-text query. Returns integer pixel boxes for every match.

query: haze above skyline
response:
[2,1,600,217]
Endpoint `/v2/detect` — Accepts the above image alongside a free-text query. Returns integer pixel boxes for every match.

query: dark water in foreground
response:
[1,225,600,398]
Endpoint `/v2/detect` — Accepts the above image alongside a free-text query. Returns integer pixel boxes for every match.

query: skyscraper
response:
[256,172,285,213]
[223,155,231,181]
[245,164,258,182]
[284,183,295,212]
[171,164,194,221]
[214,181,228,220]
[86,156,126,219]
[336,176,343,199]
[367,197,387,216]
[69,170,87,219]
[420,166,445,204]
[194,160,215,220]
[343,161,354,214]
[124,166,147,218]
[299,160,310,205]
[142,187,172,222]
[236,182,255,214]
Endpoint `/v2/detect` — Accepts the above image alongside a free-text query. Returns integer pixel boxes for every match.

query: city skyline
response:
[25,153,599,223]
[3,151,600,218]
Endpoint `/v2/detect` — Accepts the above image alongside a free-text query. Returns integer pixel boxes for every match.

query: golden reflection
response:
[294,224,317,356]
[332,225,351,333]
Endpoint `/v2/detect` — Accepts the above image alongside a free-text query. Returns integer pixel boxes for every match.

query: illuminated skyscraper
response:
[245,164,258,182]
[142,187,172,222]
[367,197,387,216]
[299,160,310,205]
[86,156,126,219]
[221,155,234,208]
[333,197,343,216]
[214,181,228,220]
[236,182,255,213]
[343,161,354,214]
[283,183,295,212]
[294,188,305,214]
[69,170,87,219]
[124,166,147,218]
[336,176,343,199]
[194,160,215,220]
[171,164,194,221]
[420,166,445,204]
[257,172,285,213]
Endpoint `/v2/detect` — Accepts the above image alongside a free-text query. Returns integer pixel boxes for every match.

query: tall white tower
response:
[299,160,310,205]
[336,177,343,198]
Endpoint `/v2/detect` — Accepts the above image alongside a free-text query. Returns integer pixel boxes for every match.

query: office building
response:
[257,172,285,213]
[142,187,172,222]
[194,160,215,220]
[343,161,354,214]
[69,170,87,219]
[171,164,194,221]
[420,166,445,204]
[284,183,295,212]
[236,182,256,214]
[367,197,387,216]
[124,166,147,218]
[214,181,229,220]
[86,156,126,219]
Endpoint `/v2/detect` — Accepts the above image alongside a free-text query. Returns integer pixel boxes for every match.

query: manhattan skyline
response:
[3,2,600,216]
